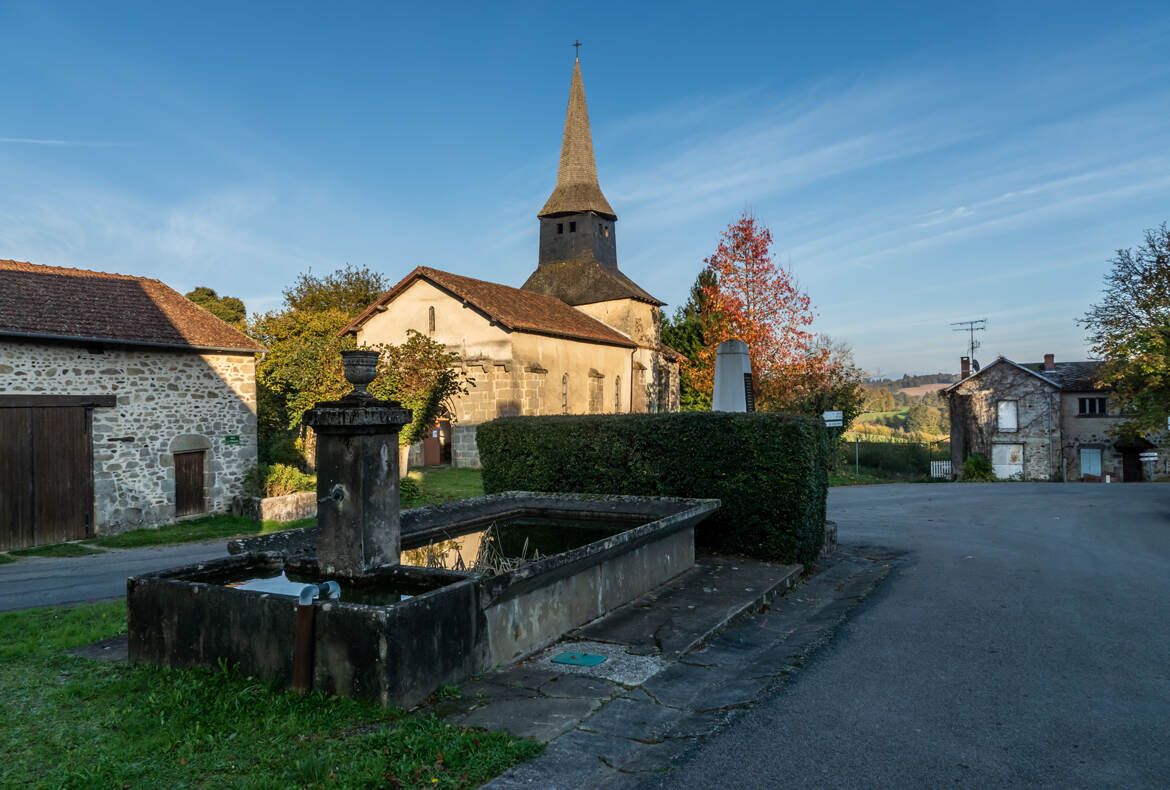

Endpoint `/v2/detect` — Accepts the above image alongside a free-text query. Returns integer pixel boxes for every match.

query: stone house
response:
[945,354,1163,481]
[0,260,263,549]
[344,58,681,467]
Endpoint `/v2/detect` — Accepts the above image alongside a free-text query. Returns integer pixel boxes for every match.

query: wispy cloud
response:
[0,137,129,146]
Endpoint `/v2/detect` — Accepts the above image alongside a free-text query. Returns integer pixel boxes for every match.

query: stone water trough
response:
[128,351,718,708]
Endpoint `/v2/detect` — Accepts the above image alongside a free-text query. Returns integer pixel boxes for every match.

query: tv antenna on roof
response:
[951,318,987,370]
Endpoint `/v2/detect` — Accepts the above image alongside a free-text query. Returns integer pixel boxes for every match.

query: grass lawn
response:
[0,552,16,564]
[8,542,107,558]
[0,602,541,789]
[87,514,315,549]
[406,466,485,506]
[828,469,891,486]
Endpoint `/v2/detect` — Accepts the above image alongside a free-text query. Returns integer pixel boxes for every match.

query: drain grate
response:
[551,651,608,667]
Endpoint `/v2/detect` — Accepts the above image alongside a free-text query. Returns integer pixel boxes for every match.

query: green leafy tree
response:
[248,265,389,437]
[185,286,246,327]
[282,264,389,316]
[764,335,866,427]
[1078,223,1170,436]
[369,330,474,447]
[661,268,717,411]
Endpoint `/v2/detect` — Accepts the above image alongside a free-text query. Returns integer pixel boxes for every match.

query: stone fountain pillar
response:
[303,350,412,577]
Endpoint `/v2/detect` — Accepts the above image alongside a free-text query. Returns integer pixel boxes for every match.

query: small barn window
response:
[569,221,577,233]
[557,223,564,234]
[562,374,569,415]
[997,400,1018,433]
[615,375,622,412]
[427,306,435,334]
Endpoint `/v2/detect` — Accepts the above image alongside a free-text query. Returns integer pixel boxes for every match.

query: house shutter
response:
[997,400,1018,432]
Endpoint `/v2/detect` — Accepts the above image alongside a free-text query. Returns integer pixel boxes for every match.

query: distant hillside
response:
[897,382,951,397]
[865,372,958,391]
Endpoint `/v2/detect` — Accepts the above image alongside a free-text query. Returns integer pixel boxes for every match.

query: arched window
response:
[428,306,436,334]
[562,374,569,415]
[615,375,621,412]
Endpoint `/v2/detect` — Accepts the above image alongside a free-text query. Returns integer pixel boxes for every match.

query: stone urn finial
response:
[341,350,380,398]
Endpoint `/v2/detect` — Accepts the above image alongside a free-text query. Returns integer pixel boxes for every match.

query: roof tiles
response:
[343,266,637,349]
[0,259,263,352]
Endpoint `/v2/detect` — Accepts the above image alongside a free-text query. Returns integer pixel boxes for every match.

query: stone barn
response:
[344,57,681,467]
[0,260,263,549]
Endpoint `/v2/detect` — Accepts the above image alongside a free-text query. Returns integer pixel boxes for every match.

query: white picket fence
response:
[930,460,952,479]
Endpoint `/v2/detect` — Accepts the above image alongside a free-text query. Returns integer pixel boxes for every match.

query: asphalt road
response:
[0,541,228,611]
[643,483,1170,789]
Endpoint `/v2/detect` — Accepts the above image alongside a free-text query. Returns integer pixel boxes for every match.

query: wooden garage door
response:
[0,405,94,551]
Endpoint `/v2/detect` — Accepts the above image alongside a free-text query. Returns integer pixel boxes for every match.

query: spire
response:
[538,57,617,220]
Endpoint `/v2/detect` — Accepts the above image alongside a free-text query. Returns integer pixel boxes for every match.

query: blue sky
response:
[2,1,1168,376]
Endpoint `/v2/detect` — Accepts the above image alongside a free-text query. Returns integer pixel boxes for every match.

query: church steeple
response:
[522,55,663,308]
[538,57,616,220]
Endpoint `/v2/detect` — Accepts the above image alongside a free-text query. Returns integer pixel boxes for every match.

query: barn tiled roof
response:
[342,266,637,349]
[538,58,616,220]
[0,259,263,353]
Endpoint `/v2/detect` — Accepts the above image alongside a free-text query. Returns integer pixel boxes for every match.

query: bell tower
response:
[523,56,662,308]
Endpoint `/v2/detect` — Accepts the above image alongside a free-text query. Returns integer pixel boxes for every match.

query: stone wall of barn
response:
[0,338,257,533]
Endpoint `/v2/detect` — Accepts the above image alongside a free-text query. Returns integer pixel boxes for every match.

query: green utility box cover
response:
[551,652,607,667]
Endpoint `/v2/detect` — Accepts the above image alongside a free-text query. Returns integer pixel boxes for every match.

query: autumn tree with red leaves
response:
[692,213,816,403]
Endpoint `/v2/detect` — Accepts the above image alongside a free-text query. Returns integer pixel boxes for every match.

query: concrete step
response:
[568,554,803,661]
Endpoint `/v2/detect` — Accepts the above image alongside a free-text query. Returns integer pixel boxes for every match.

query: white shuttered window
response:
[997,400,1018,432]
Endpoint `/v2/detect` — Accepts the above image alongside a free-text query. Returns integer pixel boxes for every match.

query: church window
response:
[557,223,564,234]
[562,374,569,415]
[603,224,610,238]
[658,368,671,412]
[615,375,621,412]
[427,306,435,334]
[569,221,577,233]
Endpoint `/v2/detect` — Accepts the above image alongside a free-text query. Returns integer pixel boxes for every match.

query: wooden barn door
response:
[0,405,94,550]
[174,450,206,517]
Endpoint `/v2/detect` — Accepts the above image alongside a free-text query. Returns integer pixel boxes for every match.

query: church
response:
[344,57,681,467]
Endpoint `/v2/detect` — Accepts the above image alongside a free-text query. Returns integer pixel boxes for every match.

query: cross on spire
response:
[572,40,581,59]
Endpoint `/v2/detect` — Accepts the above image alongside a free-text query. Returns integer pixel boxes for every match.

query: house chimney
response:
[1043,353,1055,371]
[961,356,971,379]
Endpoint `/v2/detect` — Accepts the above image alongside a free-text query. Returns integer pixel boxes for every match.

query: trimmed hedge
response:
[477,412,829,567]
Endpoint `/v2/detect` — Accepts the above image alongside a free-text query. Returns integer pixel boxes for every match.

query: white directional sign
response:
[824,420,844,428]
[822,410,843,421]
[1139,452,1159,461]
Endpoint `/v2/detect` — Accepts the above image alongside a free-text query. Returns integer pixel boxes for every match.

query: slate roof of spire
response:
[0,259,263,353]
[342,266,637,349]
[538,58,617,220]
[521,259,664,306]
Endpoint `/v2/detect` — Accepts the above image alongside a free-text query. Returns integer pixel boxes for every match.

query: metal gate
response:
[0,402,95,550]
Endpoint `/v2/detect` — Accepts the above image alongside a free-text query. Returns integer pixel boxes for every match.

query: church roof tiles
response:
[342,266,637,349]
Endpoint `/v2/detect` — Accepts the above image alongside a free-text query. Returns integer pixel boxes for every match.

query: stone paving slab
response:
[571,555,803,659]
[481,545,898,788]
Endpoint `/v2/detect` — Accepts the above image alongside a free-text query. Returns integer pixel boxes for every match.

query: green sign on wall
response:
[224,435,240,445]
